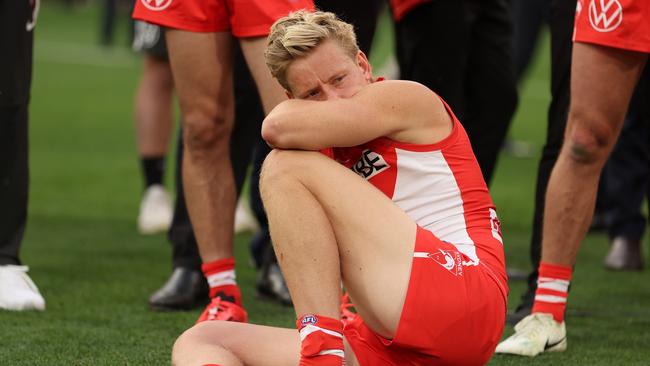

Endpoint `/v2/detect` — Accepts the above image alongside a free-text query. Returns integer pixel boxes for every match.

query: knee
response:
[172,325,202,365]
[171,323,227,365]
[563,110,617,165]
[183,110,232,153]
[260,149,317,195]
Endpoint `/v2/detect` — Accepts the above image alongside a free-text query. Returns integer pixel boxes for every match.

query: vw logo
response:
[588,0,623,33]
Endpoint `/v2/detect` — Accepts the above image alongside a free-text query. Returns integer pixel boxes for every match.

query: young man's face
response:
[284,39,372,101]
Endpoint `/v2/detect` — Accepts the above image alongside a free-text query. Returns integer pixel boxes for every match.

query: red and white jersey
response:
[323,97,506,279]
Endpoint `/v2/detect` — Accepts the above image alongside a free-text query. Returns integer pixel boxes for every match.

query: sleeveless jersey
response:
[322,97,506,284]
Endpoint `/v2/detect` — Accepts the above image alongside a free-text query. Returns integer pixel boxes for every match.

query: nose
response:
[322,86,341,101]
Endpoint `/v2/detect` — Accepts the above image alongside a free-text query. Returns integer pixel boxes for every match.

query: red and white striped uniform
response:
[325,97,506,285]
[323,96,508,365]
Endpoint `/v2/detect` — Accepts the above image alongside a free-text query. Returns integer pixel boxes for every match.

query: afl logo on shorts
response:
[141,0,172,11]
[588,0,623,33]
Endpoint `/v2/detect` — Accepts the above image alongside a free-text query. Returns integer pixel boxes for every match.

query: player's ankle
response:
[202,258,242,306]
[297,314,344,366]
[532,262,572,322]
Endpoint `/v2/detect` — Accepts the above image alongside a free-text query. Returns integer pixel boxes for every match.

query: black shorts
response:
[132,20,168,60]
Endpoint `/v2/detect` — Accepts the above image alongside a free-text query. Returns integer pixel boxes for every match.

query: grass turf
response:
[1,2,649,365]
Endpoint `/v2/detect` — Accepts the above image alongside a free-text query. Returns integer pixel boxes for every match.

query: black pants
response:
[0,0,35,266]
[394,0,518,185]
[511,0,549,81]
[0,105,29,265]
[601,69,650,241]
[520,0,575,303]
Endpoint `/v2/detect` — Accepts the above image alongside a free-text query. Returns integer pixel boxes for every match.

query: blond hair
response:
[265,10,359,90]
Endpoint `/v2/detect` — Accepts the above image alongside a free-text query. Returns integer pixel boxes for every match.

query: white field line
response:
[35,40,138,69]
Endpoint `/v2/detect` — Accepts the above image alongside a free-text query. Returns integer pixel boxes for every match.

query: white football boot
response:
[234,198,259,234]
[0,265,46,311]
[495,313,567,357]
[137,184,173,234]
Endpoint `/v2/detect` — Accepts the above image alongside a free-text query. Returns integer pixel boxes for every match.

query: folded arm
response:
[261,80,451,150]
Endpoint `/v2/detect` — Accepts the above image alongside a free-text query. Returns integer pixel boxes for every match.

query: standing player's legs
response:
[497,43,647,356]
[541,44,647,266]
[166,30,236,262]
[164,31,246,317]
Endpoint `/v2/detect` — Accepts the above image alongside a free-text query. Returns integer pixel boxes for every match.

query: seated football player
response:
[171,10,508,366]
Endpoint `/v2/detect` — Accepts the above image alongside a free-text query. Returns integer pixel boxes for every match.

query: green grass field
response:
[1,2,649,365]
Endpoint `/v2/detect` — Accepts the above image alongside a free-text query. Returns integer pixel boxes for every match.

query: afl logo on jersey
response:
[352,149,390,180]
[141,0,173,11]
[588,0,623,33]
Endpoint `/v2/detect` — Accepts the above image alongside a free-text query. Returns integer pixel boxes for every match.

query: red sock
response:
[201,258,242,306]
[532,262,572,322]
[297,314,344,366]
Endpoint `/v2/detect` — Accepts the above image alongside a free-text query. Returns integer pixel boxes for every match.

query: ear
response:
[356,51,373,81]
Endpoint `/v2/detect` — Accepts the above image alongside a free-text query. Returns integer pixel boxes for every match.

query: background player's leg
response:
[134,54,175,234]
[541,44,647,266]
[165,30,236,263]
[261,150,417,338]
[134,54,174,167]
[239,37,287,114]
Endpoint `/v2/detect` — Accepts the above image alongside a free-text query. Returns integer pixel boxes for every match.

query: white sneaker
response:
[137,184,173,234]
[0,265,46,311]
[234,198,259,234]
[495,313,567,357]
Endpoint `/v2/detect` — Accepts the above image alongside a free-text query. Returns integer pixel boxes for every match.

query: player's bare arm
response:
[262,42,452,150]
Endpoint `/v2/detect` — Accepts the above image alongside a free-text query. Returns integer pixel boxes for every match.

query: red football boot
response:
[196,296,248,323]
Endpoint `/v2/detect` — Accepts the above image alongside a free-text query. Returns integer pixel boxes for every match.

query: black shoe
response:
[506,267,528,281]
[149,267,209,311]
[604,236,644,271]
[506,287,535,325]
[256,245,292,306]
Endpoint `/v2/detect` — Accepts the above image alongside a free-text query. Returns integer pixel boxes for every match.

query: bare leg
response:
[541,43,647,266]
[260,150,416,338]
[239,37,287,114]
[165,31,236,261]
[134,54,174,157]
[172,321,360,366]
[173,322,298,366]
